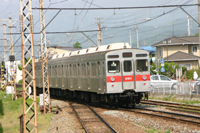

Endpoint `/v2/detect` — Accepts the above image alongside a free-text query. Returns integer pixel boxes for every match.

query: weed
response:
[166,129,171,133]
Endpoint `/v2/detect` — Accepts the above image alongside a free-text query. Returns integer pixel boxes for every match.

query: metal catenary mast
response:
[20,0,38,132]
[39,0,51,113]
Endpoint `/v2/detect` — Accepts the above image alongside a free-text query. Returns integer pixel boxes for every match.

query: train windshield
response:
[136,59,148,72]
[108,61,120,73]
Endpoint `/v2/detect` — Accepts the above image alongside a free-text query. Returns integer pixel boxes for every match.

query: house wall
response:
[168,60,199,70]
[163,45,188,59]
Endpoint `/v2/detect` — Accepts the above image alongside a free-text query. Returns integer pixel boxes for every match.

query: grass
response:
[149,95,200,106]
[0,91,52,133]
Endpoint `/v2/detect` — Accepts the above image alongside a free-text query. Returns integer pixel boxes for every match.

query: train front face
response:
[105,49,151,104]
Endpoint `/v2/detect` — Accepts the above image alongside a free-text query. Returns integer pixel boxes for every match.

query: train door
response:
[121,60,135,90]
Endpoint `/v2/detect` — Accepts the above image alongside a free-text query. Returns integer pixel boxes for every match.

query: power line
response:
[33,3,198,10]
[6,29,100,35]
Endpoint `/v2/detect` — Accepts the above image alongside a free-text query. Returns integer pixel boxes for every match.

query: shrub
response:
[18,79,22,84]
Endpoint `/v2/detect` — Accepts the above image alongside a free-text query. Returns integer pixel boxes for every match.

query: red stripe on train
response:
[107,75,150,82]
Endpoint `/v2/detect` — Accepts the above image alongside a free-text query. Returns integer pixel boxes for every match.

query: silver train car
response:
[33,47,150,107]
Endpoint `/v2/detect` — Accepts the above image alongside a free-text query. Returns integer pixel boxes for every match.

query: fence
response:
[150,81,200,95]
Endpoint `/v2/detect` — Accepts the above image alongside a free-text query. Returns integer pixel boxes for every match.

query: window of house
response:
[192,46,197,53]
[179,64,191,70]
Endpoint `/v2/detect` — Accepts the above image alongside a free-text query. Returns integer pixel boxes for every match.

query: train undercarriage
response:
[36,87,147,108]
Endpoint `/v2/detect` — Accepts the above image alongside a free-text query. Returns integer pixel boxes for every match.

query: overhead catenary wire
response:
[33,3,198,10]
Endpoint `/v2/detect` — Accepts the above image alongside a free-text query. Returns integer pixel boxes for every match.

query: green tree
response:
[195,33,199,36]
[18,57,32,71]
[158,62,179,78]
[73,41,82,49]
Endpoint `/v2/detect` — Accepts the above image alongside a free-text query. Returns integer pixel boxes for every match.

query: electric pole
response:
[198,0,200,56]
[0,14,18,99]
[8,13,17,100]
[20,0,38,132]
[39,0,51,114]
[0,24,7,90]
[129,28,132,48]
[95,18,102,46]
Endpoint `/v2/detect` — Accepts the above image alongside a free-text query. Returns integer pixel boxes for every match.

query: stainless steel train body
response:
[33,48,150,107]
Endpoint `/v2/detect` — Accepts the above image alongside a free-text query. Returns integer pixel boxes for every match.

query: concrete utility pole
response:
[39,0,51,114]
[198,0,200,57]
[95,17,102,46]
[129,28,132,48]
[20,0,38,132]
[8,13,17,100]
[0,24,8,88]
[187,15,191,36]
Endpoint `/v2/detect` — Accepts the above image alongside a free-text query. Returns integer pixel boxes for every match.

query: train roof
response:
[51,42,131,60]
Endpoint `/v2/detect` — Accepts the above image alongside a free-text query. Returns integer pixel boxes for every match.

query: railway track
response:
[120,107,200,126]
[140,100,200,113]
[70,102,117,133]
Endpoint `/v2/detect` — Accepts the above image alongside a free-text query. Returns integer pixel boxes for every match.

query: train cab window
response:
[124,61,132,72]
[136,59,148,72]
[108,61,120,73]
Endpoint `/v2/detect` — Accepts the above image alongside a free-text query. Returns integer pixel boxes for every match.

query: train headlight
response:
[110,77,115,82]
[142,76,147,81]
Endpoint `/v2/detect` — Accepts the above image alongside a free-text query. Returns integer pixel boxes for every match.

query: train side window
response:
[66,65,68,76]
[55,66,57,76]
[78,64,81,76]
[87,63,90,76]
[51,66,54,77]
[108,61,120,73]
[70,64,73,76]
[136,59,148,72]
[48,67,51,77]
[124,61,132,72]
[91,62,97,76]
[98,62,101,76]
[62,65,65,76]
[73,64,77,76]
[82,63,86,76]
[58,65,62,77]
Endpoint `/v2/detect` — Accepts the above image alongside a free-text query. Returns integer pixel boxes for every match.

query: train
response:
[29,43,151,108]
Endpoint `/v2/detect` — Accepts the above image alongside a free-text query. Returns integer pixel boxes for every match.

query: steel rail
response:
[166,108,200,115]
[87,104,118,133]
[141,100,200,111]
[121,108,200,125]
[138,108,200,119]
[69,103,89,133]
[141,100,200,108]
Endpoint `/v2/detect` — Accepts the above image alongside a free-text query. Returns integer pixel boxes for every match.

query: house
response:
[151,36,200,70]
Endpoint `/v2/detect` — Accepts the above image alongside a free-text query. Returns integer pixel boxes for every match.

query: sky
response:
[0,0,198,60]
